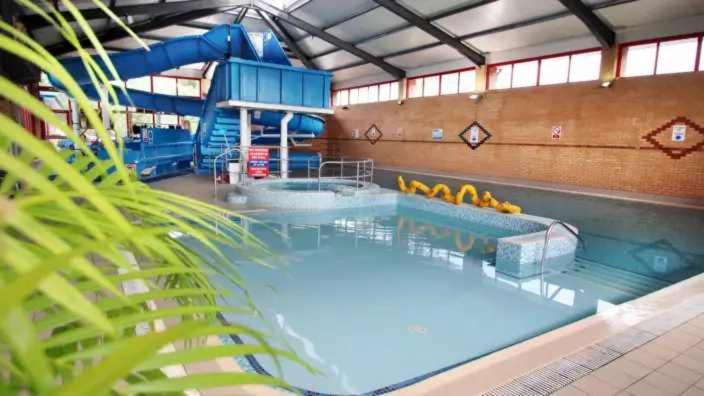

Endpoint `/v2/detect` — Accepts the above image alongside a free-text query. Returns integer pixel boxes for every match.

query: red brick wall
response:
[323,73,704,199]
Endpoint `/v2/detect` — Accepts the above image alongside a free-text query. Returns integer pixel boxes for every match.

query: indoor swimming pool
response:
[213,190,703,395]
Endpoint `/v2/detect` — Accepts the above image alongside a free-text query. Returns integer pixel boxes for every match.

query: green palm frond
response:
[0,2,307,394]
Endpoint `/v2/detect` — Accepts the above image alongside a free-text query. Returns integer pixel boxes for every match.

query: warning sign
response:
[247,147,270,178]
[552,126,562,140]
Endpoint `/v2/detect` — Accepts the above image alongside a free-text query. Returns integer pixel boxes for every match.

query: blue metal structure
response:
[53,25,332,177]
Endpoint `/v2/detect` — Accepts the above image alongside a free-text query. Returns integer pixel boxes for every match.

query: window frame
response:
[406,66,477,99]
[486,47,602,90]
[331,79,400,107]
[617,32,704,78]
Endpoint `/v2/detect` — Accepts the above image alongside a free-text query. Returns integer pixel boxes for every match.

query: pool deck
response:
[151,174,704,396]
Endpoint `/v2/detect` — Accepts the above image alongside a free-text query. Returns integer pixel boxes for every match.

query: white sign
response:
[469,125,480,144]
[552,125,562,140]
[672,124,687,142]
[432,128,443,140]
[353,129,360,139]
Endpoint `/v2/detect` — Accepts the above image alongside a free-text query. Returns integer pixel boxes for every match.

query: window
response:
[458,70,476,92]
[569,51,601,82]
[423,75,440,97]
[512,60,538,88]
[337,89,349,106]
[441,72,459,95]
[349,88,359,105]
[408,78,423,98]
[656,38,698,74]
[177,78,200,97]
[126,76,151,92]
[539,56,569,85]
[389,81,399,100]
[152,76,177,95]
[489,64,512,89]
[700,41,704,70]
[489,49,602,89]
[620,34,704,77]
[368,85,379,102]
[131,112,155,127]
[358,86,369,104]
[158,114,179,126]
[378,83,390,101]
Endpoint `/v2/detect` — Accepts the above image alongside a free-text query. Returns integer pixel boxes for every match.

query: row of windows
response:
[488,50,602,90]
[124,75,202,98]
[408,69,476,98]
[619,35,704,77]
[333,81,400,106]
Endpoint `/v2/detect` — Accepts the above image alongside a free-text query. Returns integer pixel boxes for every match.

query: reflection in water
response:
[210,207,677,395]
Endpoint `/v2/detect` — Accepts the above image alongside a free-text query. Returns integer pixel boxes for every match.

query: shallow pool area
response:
[215,203,675,395]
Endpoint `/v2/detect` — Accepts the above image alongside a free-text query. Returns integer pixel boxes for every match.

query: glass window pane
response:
[621,43,656,77]
[339,90,349,106]
[368,85,379,102]
[126,76,151,92]
[539,56,569,85]
[656,38,698,75]
[423,75,439,96]
[408,78,423,98]
[181,116,199,133]
[349,88,359,105]
[389,82,399,100]
[113,111,128,137]
[440,72,459,95]
[489,65,512,89]
[700,39,704,71]
[131,112,154,127]
[177,78,200,97]
[512,60,538,88]
[358,86,369,103]
[378,83,390,101]
[569,51,601,82]
[158,114,179,126]
[152,76,177,95]
[458,70,476,92]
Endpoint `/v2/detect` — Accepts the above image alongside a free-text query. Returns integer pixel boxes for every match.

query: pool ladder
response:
[539,220,586,275]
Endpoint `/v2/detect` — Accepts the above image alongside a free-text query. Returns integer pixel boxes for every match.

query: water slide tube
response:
[51,25,324,135]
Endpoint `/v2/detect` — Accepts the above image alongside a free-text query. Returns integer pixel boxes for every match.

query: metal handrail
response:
[212,145,240,199]
[318,159,374,190]
[539,220,586,275]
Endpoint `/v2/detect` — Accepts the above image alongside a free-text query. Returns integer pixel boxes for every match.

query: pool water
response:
[216,205,679,395]
[261,180,362,192]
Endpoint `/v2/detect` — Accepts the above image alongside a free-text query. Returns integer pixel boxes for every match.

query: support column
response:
[280,111,294,179]
[69,98,81,137]
[397,78,407,104]
[100,87,110,132]
[239,107,250,177]
[600,46,619,82]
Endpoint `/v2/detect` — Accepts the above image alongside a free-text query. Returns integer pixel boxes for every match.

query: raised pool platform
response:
[228,178,578,278]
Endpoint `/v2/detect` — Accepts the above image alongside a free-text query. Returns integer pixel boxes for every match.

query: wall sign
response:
[672,124,686,142]
[365,124,383,145]
[247,147,269,178]
[552,125,562,140]
[642,116,704,160]
[459,121,492,150]
[432,128,443,140]
[353,128,360,139]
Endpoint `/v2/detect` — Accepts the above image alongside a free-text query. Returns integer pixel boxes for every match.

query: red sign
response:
[247,147,270,178]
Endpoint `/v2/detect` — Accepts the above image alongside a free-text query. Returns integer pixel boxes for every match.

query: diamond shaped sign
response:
[365,124,383,145]
[459,121,491,150]
[642,116,704,160]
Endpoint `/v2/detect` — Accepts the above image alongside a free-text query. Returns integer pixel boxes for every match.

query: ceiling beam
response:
[255,9,317,69]
[254,2,405,79]
[330,0,634,73]
[557,0,615,47]
[234,7,249,23]
[23,0,249,30]
[309,0,496,60]
[371,0,484,65]
[47,8,225,56]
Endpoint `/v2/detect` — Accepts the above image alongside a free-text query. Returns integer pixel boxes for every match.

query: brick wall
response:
[323,73,704,199]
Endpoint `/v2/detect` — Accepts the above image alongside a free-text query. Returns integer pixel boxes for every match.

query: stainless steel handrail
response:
[317,158,374,190]
[213,145,240,200]
[539,220,586,275]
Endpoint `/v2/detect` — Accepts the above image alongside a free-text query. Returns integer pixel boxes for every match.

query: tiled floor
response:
[488,314,704,396]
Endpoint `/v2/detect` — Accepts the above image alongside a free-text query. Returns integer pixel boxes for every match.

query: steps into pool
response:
[565,258,672,297]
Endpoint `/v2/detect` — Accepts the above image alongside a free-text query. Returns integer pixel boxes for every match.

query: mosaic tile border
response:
[483,296,704,396]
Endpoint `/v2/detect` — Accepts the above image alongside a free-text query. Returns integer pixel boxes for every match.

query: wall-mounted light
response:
[469,92,483,101]
[600,79,614,88]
